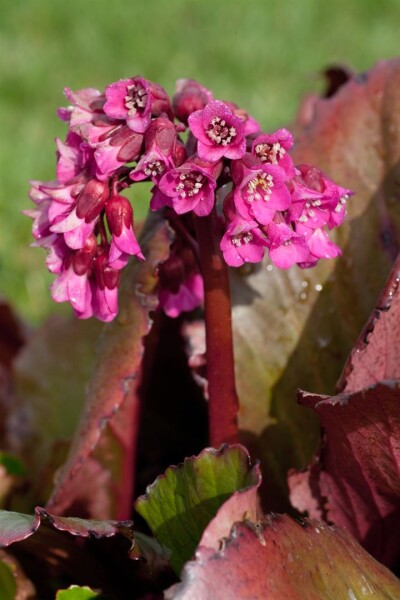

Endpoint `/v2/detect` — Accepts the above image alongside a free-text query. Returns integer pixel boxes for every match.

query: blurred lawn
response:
[1,0,399,322]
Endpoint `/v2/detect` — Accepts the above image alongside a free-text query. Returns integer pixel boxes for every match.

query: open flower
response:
[188,100,246,161]
[158,157,221,217]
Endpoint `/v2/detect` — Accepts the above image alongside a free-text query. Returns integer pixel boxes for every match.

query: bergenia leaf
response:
[289,251,400,567]
[55,585,100,599]
[170,515,400,599]
[289,382,400,568]
[230,58,400,510]
[9,316,101,510]
[0,560,16,600]
[0,507,134,547]
[135,445,261,575]
[45,213,171,519]
[337,253,400,392]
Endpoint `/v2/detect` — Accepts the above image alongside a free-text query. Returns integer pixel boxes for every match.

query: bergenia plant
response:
[0,60,399,599]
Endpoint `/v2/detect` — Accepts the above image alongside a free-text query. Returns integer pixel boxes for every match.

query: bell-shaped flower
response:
[266,221,310,269]
[105,195,144,263]
[220,217,268,267]
[173,79,213,125]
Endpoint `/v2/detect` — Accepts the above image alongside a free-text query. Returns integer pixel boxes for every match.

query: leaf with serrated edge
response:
[135,445,260,575]
[170,515,400,600]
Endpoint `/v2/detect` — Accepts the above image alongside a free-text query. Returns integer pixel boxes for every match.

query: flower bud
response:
[76,179,110,222]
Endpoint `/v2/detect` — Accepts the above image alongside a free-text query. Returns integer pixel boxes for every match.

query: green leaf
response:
[0,561,16,600]
[0,452,25,477]
[135,445,260,575]
[55,585,100,599]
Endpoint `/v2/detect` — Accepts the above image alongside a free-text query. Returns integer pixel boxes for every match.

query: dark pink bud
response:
[144,117,177,157]
[173,79,213,124]
[94,252,120,290]
[72,234,97,275]
[76,179,110,222]
[173,140,188,167]
[105,194,133,238]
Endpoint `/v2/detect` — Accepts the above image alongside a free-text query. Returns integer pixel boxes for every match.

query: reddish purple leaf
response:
[338,253,400,392]
[46,214,171,519]
[289,381,400,567]
[169,515,400,599]
[289,250,400,567]
[0,506,133,547]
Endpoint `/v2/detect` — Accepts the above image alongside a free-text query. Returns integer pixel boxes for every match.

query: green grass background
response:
[1,0,399,322]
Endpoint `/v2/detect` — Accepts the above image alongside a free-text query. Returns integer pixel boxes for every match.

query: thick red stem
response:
[193,208,239,447]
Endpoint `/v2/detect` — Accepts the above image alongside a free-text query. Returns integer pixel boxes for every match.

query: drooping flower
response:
[188,100,246,161]
[130,117,178,183]
[105,194,144,263]
[266,220,310,269]
[220,217,269,267]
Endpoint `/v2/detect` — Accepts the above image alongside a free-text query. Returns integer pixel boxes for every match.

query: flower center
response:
[255,142,285,164]
[175,172,206,198]
[124,83,148,116]
[246,173,274,203]
[231,231,253,247]
[144,160,165,178]
[206,117,237,146]
[299,198,322,221]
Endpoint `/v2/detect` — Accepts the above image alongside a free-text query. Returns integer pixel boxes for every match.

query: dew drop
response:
[301,280,309,288]
[299,292,308,301]
[267,264,273,272]
[315,283,323,292]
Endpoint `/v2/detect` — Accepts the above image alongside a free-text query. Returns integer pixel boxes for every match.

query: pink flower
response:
[188,100,246,161]
[59,87,105,130]
[297,225,341,267]
[129,117,177,183]
[158,158,221,217]
[94,127,144,181]
[252,129,295,177]
[289,164,352,230]
[232,154,291,225]
[266,221,310,269]
[103,77,170,133]
[105,195,144,263]
[159,273,204,318]
[50,179,109,250]
[51,235,97,316]
[220,218,268,267]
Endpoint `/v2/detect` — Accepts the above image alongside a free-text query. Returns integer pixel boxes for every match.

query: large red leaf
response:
[289,249,400,567]
[337,253,400,392]
[45,214,171,519]
[169,515,400,599]
[289,382,400,567]
[230,58,400,510]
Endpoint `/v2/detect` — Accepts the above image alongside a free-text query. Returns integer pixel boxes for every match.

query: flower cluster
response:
[28,77,352,321]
